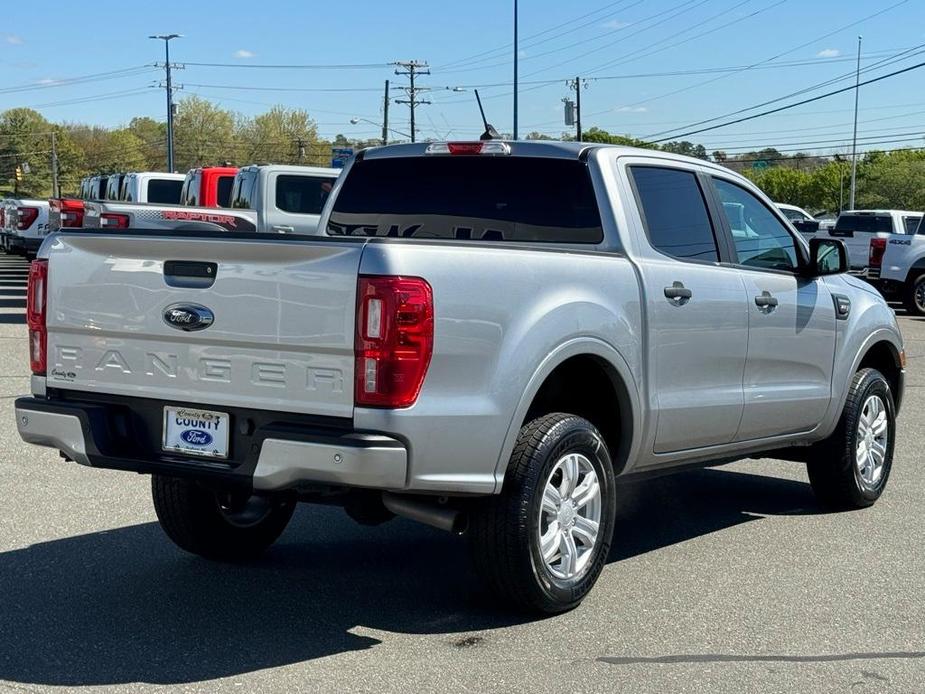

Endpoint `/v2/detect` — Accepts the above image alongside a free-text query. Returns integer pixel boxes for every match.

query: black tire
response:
[151,475,295,561]
[807,368,896,510]
[469,413,617,614]
[903,274,925,317]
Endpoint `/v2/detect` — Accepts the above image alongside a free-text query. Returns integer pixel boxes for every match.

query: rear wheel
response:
[469,413,616,614]
[903,274,925,317]
[151,475,295,561]
[807,368,895,510]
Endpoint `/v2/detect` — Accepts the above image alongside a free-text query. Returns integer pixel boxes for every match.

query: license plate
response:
[162,406,230,459]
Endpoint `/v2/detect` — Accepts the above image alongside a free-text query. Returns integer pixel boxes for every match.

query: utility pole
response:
[849,35,862,210]
[50,131,59,198]
[567,77,586,141]
[394,61,430,143]
[382,79,390,146]
[513,0,519,139]
[150,34,182,172]
[296,138,306,162]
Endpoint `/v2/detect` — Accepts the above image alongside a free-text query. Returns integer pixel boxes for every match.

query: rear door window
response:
[903,215,921,234]
[275,175,334,214]
[181,173,200,206]
[147,178,183,204]
[629,166,719,262]
[329,157,603,243]
[231,171,258,209]
[216,175,234,207]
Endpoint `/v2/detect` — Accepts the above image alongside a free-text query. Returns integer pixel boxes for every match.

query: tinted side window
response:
[147,179,183,204]
[903,216,921,234]
[713,178,798,272]
[231,172,257,209]
[216,175,234,207]
[275,175,334,214]
[630,166,718,262]
[181,173,200,206]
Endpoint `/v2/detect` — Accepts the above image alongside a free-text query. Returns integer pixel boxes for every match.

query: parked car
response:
[179,166,238,208]
[0,198,49,255]
[82,164,339,234]
[875,216,925,315]
[16,141,905,614]
[818,209,923,273]
[775,202,820,236]
[118,172,185,204]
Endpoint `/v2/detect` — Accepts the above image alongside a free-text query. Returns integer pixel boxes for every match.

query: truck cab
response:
[229,164,340,234]
[179,166,238,208]
[119,172,185,204]
[822,209,923,274]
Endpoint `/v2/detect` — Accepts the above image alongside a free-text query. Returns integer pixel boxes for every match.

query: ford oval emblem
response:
[180,429,213,446]
[163,303,215,332]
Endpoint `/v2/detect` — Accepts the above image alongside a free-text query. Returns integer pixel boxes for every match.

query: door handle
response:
[272,225,295,233]
[754,291,779,310]
[664,282,692,305]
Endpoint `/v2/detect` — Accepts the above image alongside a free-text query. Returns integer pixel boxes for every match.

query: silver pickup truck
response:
[15,141,905,613]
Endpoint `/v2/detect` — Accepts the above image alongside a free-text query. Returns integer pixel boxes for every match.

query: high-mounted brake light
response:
[355,276,434,408]
[869,237,887,268]
[26,260,48,375]
[16,206,38,230]
[425,141,511,156]
[100,213,129,229]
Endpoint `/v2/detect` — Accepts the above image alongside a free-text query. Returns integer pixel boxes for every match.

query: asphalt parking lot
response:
[0,251,922,694]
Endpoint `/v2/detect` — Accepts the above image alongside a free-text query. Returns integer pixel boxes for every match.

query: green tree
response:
[238,106,325,166]
[0,108,54,196]
[580,127,656,149]
[661,140,708,159]
[127,116,167,170]
[173,96,238,171]
[748,166,813,208]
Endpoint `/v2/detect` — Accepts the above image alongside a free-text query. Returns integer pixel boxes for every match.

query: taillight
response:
[17,206,38,230]
[59,199,84,227]
[869,237,887,268]
[100,213,129,229]
[355,276,434,408]
[425,141,511,156]
[26,260,48,375]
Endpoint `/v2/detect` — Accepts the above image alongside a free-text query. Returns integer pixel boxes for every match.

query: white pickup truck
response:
[81,165,339,234]
[876,216,925,315]
[821,209,922,273]
[0,198,50,256]
[15,141,905,613]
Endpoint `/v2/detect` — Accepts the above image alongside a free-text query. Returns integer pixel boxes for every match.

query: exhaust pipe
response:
[382,492,467,534]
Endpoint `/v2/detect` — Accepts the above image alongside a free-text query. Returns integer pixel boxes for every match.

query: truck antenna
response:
[475,89,501,141]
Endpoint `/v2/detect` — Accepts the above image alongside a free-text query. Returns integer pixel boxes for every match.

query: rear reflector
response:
[425,141,511,156]
[17,206,39,230]
[869,237,887,268]
[355,276,434,408]
[100,213,129,229]
[26,260,48,375]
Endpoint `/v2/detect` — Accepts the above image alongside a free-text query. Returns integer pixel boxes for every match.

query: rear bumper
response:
[15,394,408,492]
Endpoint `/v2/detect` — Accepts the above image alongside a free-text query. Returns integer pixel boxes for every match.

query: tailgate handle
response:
[163,260,217,289]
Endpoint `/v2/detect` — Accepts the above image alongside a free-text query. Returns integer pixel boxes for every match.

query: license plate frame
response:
[162,406,230,459]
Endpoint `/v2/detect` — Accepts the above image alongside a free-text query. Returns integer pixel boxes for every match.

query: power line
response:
[182,61,390,69]
[394,60,430,143]
[181,82,384,93]
[647,59,925,143]
[0,66,156,95]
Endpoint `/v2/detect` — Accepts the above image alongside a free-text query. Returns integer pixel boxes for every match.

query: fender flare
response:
[491,337,643,493]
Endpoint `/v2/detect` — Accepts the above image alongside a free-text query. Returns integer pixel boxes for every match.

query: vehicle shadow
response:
[0,466,819,687]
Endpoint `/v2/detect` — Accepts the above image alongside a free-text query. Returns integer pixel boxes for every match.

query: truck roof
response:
[237,164,340,177]
[840,209,923,216]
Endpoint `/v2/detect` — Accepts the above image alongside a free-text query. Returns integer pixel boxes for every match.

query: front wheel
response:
[903,274,925,317]
[151,475,295,561]
[807,368,896,510]
[469,413,616,614]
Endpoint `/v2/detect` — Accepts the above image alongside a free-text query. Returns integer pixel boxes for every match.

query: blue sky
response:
[1,0,924,155]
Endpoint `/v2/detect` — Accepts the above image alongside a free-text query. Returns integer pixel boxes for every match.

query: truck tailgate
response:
[44,233,363,418]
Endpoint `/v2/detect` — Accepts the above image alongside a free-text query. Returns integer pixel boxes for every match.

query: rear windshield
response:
[834,214,892,233]
[780,207,810,221]
[328,156,604,243]
[147,178,183,204]
[275,174,333,214]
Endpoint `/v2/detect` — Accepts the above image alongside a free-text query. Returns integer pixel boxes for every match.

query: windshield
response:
[834,214,893,233]
[329,156,603,243]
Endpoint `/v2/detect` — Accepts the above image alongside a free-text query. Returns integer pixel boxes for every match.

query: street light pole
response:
[513,0,518,140]
[849,35,862,210]
[150,33,181,172]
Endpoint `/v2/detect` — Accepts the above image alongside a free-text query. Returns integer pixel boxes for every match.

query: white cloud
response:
[817,48,840,58]
[36,78,56,85]
[602,19,630,30]
[615,106,648,113]
[233,49,255,59]
[3,34,24,45]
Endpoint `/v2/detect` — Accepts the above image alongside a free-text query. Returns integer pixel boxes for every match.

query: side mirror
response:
[808,237,848,276]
